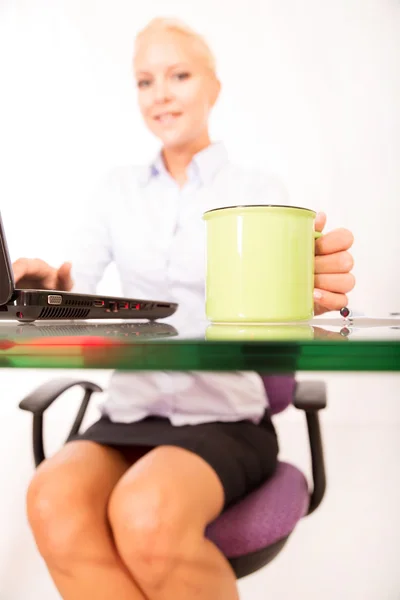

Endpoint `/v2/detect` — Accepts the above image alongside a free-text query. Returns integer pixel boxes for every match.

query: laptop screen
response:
[0,213,15,305]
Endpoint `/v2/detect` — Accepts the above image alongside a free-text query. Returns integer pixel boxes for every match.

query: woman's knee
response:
[108,479,199,590]
[27,466,95,565]
[26,442,127,566]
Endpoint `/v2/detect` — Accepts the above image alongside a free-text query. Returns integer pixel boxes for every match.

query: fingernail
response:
[313,289,323,299]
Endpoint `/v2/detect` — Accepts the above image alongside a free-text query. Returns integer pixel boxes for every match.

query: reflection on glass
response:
[0,322,178,340]
[206,323,348,341]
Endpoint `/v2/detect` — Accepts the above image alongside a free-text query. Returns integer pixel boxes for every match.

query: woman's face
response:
[134,30,220,149]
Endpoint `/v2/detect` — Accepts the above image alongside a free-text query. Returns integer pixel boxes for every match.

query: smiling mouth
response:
[154,112,182,125]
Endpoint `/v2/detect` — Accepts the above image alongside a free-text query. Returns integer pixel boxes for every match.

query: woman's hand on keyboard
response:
[12,258,73,291]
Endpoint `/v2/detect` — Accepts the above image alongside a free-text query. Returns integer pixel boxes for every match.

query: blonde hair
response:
[134,17,217,75]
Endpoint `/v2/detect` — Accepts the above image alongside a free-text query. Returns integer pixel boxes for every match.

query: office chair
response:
[19,374,326,578]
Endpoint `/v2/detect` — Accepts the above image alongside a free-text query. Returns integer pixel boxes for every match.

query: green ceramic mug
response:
[203,205,321,323]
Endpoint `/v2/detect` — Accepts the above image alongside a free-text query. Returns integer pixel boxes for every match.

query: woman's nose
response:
[153,80,173,104]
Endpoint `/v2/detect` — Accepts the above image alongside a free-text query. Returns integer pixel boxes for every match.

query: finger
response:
[314,211,327,233]
[12,258,49,282]
[57,262,74,291]
[313,289,348,312]
[315,251,354,274]
[314,273,356,294]
[315,228,354,256]
[12,258,31,281]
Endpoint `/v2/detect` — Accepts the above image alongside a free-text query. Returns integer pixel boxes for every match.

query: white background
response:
[0,1,399,598]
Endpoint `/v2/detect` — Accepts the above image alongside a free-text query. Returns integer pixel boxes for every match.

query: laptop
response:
[0,213,178,323]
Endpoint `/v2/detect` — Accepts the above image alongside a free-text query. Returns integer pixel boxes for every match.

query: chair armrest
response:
[293,380,327,515]
[293,380,327,411]
[19,378,103,467]
[19,378,102,414]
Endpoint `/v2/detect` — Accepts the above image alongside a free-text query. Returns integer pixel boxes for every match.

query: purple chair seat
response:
[206,462,309,557]
[206,375,310,560]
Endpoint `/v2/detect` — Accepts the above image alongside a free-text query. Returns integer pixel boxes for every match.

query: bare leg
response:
[109,445,240,600]
[26,441,150,600]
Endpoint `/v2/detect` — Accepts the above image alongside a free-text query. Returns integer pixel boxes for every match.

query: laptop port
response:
[119,302,129,309]
[93,300,104,307]
[109,301,118,312]
[48,294,62,305]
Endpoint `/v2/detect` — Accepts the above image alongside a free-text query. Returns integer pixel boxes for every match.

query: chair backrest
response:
[260,375,296,415]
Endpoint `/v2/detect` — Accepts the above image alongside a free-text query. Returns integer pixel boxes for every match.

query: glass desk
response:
[0,316,399,371]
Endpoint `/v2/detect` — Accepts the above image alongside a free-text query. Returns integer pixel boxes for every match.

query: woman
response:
[14,18,355,600]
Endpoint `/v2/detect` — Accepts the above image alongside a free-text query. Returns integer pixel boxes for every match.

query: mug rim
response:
[203,204,316,217]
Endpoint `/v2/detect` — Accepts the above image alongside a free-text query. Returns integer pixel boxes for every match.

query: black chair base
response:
[228,536,289,579]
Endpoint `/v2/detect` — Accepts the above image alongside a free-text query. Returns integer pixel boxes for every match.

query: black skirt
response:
[70,411,279,510]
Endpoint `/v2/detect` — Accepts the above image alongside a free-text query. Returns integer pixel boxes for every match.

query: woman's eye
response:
[137,79,151,88]
[173,72,190,81]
